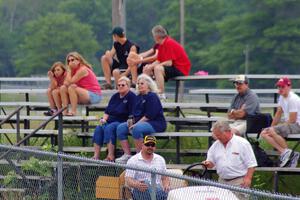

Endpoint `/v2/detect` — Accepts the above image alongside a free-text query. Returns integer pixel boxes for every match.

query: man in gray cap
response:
[228,75,260,136]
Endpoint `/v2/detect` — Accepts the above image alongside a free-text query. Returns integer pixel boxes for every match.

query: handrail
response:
[0,107,67,160]
[0,106,23,127]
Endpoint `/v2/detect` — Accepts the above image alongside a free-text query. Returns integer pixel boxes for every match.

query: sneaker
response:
[115,154,131,164]
[158,93,167,102]
[289,152,299,168]
[279,149,293,167]
[102,83,113,90]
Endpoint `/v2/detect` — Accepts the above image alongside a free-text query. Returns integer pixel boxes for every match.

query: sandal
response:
[104,156,115,162]
[64,112,75,116]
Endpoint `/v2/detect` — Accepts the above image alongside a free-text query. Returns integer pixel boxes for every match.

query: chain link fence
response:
[0,144,298,200]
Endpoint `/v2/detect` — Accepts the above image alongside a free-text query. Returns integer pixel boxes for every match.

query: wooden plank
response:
[0,88,116,95]
[189,88,300,94]
[0,129,57,135]
[0,115,100,121]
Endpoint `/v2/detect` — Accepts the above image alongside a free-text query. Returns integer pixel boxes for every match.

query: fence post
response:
[150,172,157,200]
[57,112,64,199]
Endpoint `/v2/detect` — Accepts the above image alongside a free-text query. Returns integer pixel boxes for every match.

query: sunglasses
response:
[67,58,76,63]
[118,84,126,87]
[233,82,244,86]
[144,143,155,147]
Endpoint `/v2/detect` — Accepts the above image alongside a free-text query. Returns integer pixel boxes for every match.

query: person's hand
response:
[99,118,107,125]
[241,176,251,188]
[137,181,148,192]
[201,160,214,168]
[163,184,170,192]
[47,71,54,78]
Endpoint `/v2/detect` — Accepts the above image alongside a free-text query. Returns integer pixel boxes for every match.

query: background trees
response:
[0,0,300,77]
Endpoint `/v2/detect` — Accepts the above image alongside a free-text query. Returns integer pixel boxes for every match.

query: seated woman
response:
[44,61,66,116]
[92,77,136,161]
[116,74,166,164]
[60,52,102,116]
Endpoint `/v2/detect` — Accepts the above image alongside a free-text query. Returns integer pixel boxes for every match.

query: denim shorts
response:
[88,91,102,104]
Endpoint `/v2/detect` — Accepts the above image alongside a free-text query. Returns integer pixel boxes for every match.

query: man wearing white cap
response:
[228,75,260,136]
[260,77,300,167]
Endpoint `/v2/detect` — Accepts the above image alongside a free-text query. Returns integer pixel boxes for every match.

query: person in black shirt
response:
[101,26,139,89]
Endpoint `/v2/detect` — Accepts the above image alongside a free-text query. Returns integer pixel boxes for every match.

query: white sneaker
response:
[289,152,299,168]
[279,149,293,167]
[115,154,132,164]
[159,93,167,102]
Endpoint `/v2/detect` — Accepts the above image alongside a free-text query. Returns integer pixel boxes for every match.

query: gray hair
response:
[211,120,231,133]
[151,25,168,39]
[118,76,131,87]
[136,74,158,94]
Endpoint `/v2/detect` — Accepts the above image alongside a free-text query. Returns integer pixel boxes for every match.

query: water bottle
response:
[127,115,134,134]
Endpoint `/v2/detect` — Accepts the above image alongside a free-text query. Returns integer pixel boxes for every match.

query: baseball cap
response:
[276,77,291,87]
[144,135,157,144]
[110,26,124,37]
[230,75,249,84]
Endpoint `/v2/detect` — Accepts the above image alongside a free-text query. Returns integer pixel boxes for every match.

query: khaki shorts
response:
[229,120,247,135]
[273,123,300,138]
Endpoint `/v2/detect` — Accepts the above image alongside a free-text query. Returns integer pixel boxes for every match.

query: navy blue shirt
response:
[134,92,166,132]
[105,91,137,123]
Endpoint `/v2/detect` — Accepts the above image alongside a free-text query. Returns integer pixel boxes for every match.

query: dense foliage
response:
[0,0,300,76]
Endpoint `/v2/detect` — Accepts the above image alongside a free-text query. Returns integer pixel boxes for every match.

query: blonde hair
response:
[136,74,158,94]
[65,52,92,69]
[50,61,66,73]
[118,76,131,87]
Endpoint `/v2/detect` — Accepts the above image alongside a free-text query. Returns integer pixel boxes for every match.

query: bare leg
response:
[101,51,113,85]
[46,88,56,109]
[106,142,115,161]
[93,143,101,159]
[130,64,138,84]
[112,69,121,88]
[154,65,165,94]
[60,85,69,115]
[134,139,143,153]
[52,88,62,110]
[143,64,154,76]
[260,128,287,154]
[68,85,90,115]
[120,140,131,155]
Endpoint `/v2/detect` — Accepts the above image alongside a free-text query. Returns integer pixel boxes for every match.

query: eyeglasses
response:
[118,84,126,87]
[67,58,76,63]
[144,143,155,147]
[233,82,243,86]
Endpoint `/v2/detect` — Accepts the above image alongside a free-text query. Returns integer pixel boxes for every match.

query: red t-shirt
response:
[157,36,191,76]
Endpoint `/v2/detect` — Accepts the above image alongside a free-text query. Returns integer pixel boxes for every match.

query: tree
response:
[14,13,98,76]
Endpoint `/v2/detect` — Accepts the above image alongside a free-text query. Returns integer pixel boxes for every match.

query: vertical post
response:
[244,44,250,74]
[178,0,185,102]
[112,0,126,29]
[150,173,157,200]
[16,110,20,143]
[57,112,64,199]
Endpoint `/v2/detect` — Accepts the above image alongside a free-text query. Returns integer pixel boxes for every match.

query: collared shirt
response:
[229,88,260,118]
[125,152,167,186]
[278,91,300,124]
[207,135,257,180]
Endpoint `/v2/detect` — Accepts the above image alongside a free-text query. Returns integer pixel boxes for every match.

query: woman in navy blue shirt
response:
[116,74,166,163]
[92,77,136,161]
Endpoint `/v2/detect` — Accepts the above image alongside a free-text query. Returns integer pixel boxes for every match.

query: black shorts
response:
[111,59,128,73]
[164,66,184,81]
[137,63,146,75]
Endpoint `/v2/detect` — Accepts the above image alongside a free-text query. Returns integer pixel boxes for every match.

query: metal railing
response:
[0,145,298,200]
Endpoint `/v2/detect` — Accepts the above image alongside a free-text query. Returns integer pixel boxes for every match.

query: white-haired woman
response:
[115,74,166,163]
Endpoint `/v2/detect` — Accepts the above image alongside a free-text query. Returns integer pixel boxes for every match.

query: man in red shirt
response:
[143,25,191,100]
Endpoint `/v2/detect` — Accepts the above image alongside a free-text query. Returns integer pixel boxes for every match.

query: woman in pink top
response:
[44,61,67,116]
[61,52,102,116]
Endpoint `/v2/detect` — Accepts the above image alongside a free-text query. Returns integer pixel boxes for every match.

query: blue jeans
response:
[117,122,155,140]
[92,122,120,145]
[132,186,167,200]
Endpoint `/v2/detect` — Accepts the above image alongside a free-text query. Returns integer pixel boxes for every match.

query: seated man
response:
[260,77,300,167]
[101,26,139,89]
[127,44,159,75]
[228,75,260,136]
[144,25,191,100]
[125,136,169,200]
